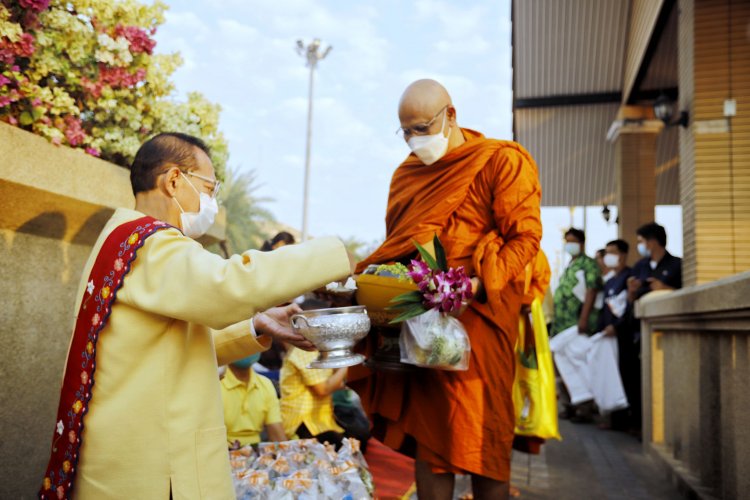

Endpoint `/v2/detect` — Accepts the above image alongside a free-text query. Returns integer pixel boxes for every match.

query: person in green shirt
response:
[551,228,602,336]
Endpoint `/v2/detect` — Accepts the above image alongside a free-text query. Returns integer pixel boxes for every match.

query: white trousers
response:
[549,326,629,414]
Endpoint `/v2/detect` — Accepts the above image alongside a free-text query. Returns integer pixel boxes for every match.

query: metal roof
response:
[512,0,680,207]
[513,0,629,99]
[516,103,618,206]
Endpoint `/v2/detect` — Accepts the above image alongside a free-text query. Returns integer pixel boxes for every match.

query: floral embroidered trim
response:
[39,217,170,500]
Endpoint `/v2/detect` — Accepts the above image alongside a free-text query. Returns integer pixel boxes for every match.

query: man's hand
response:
[520,304,532,316]
[603,325,617,337]
[311,367,347,397]
[647,278,673,291]
[577,318,589,334]
[253,304,315,351]
[627,276,642,302]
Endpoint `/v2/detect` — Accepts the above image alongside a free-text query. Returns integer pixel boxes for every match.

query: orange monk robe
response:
[352,129,542,482]
[524,249,551,305]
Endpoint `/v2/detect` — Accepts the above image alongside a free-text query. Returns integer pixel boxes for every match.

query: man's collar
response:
[651,250,671,267]
[222,367,260,390]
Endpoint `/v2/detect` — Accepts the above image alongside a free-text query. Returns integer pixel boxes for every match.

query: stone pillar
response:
[609,106,663,265]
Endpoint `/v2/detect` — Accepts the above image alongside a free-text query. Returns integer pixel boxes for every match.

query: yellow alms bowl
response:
[354,274,419,326]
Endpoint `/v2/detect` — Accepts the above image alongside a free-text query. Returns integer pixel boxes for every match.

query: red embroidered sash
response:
[39,216,171,500]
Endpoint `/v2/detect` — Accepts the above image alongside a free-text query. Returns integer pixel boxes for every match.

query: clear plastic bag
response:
[399,309,471,371]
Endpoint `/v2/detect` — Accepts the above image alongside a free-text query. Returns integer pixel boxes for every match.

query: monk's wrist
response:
[473,278,488,304]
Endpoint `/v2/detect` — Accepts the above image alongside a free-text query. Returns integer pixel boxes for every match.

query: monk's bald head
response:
[398,79,453,125]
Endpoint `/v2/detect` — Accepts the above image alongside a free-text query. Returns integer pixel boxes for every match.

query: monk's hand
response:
[253,304,315,351]
[470,276,488,304]
[470,277,482,296]
[520,304,532,316]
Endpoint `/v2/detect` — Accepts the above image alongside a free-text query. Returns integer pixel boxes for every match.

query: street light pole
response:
[296,38,332,241]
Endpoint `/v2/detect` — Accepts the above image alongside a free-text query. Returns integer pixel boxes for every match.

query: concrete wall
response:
[0,123,224,497]
[638,271,750,500]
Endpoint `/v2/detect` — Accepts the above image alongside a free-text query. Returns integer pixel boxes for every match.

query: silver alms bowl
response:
[290,306,370,369]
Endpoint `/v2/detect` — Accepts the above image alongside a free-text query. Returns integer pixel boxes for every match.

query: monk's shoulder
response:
[486,140,536,168]
[480,140,539,180]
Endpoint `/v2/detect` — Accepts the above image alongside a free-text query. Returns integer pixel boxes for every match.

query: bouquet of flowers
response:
[387,235,473,371]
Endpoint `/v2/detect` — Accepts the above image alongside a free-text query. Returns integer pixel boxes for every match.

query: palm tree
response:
[211,166,276,255]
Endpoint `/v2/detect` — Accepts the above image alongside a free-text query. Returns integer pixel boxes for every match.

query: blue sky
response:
[154,0,513,238]
[154,0,681,282]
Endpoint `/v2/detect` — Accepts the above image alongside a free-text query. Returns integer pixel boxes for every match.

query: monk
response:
[353,80,542,499]
[39,133,352,499]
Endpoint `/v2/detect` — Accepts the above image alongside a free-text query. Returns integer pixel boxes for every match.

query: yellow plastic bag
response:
[512,298,561,440]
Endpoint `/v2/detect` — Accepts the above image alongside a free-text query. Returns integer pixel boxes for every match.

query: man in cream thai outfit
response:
[39,133,352,499]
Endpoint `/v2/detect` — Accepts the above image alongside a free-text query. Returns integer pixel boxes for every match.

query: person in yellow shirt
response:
[280,347,347,447]
[40,132,353,500]
[221,353,286,447]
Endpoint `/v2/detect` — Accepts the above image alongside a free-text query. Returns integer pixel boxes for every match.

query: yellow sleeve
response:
[212,319,271,367]
[288,349,330,387]
[120,230,350,329]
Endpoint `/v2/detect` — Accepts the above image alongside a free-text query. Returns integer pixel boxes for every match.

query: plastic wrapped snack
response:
[400,309,471,370]
[229,439,374,499]
[255,453,276,469]
[233,469,272,500]
[258,442,279,455]
[270,456,292,477]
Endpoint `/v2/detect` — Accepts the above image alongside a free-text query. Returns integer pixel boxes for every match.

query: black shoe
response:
[558,405,575,420]
[570,413,594,424]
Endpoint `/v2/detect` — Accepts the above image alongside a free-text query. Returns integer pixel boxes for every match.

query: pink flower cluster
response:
[407,260,474,314]
[114,25,156,55]
[63,116,86,146]
[0,83,23,109]
[18,0,51,13]
[99,65,147,88]
[82,65,147,98]
[0,32,36,64]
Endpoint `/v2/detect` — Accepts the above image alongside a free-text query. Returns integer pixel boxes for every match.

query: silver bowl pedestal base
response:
[307,349,366,369]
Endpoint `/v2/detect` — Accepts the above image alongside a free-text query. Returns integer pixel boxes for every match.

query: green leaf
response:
[19,111,33,126]
[433,234,448,271]
[389,305,427,324]
[387,291,423,308]
[31,106,46,121]
[413,239,440,271]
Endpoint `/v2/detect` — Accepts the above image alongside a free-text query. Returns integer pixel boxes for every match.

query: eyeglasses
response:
[185,171,221,199]
[396,105,449,137]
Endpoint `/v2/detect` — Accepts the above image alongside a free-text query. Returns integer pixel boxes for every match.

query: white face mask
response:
[637,242,651,258]
[603,253,620,268]
[173,172,219,239]
[406,110,450,165]
[564,242,581,256]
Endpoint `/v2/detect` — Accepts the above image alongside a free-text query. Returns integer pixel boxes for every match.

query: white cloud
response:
[434,35,491,55]
[153,0,514,240]
[415,0,489,40]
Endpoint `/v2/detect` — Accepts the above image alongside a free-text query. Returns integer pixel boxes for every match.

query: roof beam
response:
[626,0,677,104]
[514,92,622,109]
[631,87,679,102]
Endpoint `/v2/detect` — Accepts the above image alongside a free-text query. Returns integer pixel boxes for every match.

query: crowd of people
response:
[550,222,682,436]
[38,78,683,500]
